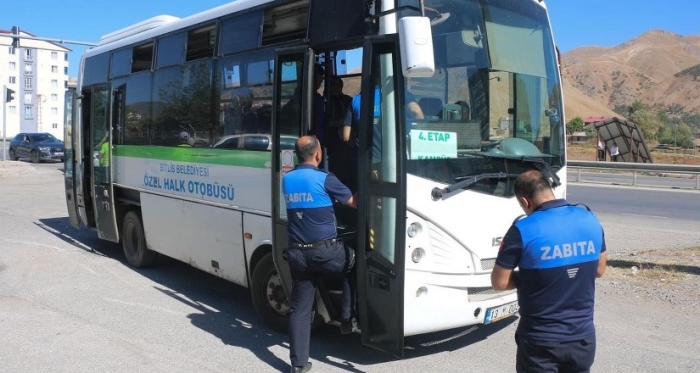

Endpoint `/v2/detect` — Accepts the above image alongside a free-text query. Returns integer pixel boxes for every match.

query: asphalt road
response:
[568,170,700,191]
[1,161,699,373]
[568,184,700,221]
[568,184,700,254]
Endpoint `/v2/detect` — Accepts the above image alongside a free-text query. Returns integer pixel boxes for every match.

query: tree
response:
[627,100,662,141]
[676,123,695,149]
[657,122,694,148]
[566,116,584,134]
[656,125,674,145]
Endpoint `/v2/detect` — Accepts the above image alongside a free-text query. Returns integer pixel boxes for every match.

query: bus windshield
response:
[401,0,564,193]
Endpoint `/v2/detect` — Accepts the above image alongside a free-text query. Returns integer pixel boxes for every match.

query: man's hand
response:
[491,264,518,290]
[345,193,358,209]
[597,251,607,278]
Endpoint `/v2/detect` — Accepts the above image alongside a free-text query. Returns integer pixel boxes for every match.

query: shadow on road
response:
[38,215,518,372]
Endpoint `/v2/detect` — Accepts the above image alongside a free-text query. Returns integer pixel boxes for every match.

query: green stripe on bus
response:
[112,145,271,168]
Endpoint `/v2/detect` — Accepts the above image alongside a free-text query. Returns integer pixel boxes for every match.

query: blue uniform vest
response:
[282,164,351,243]
[500,199,605,342]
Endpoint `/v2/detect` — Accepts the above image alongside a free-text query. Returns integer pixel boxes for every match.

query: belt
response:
[290,239,338,249]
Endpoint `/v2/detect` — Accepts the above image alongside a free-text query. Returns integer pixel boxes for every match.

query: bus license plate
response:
[484,301,519,324]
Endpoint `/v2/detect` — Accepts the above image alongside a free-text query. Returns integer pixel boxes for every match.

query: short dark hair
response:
[314,64,325,77]
[296,136,319,162]
[331,75,342,85]
[514,169,551,200]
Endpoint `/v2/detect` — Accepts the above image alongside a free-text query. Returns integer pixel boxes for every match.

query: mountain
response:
[561,30,700,117]
[563,80,620,120]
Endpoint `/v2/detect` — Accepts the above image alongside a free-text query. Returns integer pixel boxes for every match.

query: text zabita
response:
[285,192,314,203]
[540,241,596,260]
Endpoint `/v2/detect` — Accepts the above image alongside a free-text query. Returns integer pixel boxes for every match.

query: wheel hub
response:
[265,274,290,315]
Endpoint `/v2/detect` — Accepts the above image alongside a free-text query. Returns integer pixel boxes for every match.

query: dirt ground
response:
[567,143,700,165]
[601,247,700,311]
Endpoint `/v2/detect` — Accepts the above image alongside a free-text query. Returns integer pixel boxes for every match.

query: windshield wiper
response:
[480,152,562,188]
[431,172,519,201]
[430,156,562,201]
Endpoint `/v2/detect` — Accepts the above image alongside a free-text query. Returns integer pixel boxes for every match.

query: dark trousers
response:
[516,334,596,373]
[287,240,355,367]
[597,149,606,161]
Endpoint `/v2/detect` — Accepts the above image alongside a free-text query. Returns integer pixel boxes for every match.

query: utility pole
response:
[674,123,678,153]
[10,25,96,48]
[3,85,16,161]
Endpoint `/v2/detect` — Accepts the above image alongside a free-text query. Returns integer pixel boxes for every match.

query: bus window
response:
[217,49,275,141]
[123,73,151,145]
[219,11,263,56]
[156,32,186,69]
[110,48,132,78]
[186,24,216,62]
[83,53,110,86]
[132,43,153,73]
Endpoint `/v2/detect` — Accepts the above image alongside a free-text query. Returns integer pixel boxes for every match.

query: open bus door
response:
[90,84,120,242]
[356,36,407,357]
[270,47,313,318]
[63,88,80,229]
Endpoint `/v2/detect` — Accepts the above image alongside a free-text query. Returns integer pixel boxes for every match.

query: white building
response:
[1,29,71,140]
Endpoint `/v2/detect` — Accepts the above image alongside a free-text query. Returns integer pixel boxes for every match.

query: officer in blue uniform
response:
[492,169,607,373]
[283,135,357,373]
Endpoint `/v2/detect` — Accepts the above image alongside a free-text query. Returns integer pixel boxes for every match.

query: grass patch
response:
[606,247,700,283]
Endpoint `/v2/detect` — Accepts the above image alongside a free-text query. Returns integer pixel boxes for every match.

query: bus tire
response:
[122,210,157,268]
[251,253,290,333]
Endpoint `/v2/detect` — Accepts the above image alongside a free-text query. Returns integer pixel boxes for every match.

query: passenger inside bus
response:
[418,97,442,120]
[406,91,425,122]
[326,76,356,192]
[311,64,326,145]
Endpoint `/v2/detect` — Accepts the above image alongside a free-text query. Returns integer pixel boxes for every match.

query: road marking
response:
[621,213,668,219]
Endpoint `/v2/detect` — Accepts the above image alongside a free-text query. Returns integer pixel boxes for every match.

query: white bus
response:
[64,0,565,356]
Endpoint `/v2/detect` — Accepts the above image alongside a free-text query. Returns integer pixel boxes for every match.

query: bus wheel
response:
[251,253,290,333]
[122,211,158,268]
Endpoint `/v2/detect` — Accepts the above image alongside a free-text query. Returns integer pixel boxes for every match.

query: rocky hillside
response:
[563,80,620,121]
[561,30,700,117]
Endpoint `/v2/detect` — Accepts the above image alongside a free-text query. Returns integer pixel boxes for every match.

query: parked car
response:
[8,133,64,163]
[212,134,297,151]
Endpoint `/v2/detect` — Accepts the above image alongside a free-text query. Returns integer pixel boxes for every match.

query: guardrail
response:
[567,160,700,190]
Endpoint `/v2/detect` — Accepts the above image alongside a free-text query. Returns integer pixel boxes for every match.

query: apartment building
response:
[1,29,71,140]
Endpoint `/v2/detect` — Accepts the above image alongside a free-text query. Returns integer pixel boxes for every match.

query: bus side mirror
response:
[398,17,435,78]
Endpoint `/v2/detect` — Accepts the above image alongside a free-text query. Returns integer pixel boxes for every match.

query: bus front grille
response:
[467,287,517,302]
[480,258,496,271]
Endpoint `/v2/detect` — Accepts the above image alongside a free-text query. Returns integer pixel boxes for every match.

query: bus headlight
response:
[407,222,422,238]
[411,247,425,263]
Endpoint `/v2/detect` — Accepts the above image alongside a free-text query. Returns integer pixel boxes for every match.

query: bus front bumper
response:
[403,270,518,336]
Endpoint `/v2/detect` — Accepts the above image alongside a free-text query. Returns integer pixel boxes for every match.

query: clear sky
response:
[2,0,698,78]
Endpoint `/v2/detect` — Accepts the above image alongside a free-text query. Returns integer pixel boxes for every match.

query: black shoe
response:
[290,362,312,373]
[340,318,353,334]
